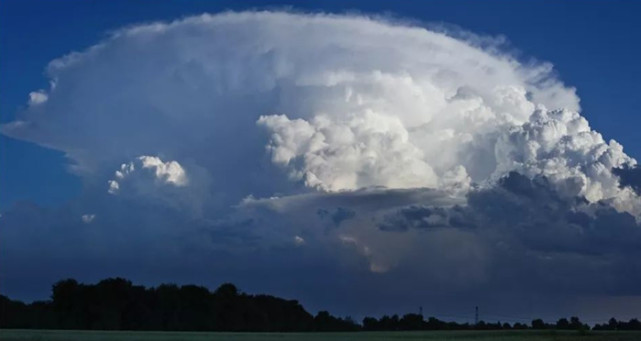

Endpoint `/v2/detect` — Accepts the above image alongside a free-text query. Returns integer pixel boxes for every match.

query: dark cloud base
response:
[3,171,641,321]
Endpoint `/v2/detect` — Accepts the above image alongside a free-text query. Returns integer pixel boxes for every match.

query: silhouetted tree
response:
[2,278,339,331]
[399,313,424,330]
[513,322,528,329]
[4,277,641,332]
[609,317,619,330]
[531,318,547,329]
[569,316,588,330]
[556,318,570,330]
[313,311,358,331]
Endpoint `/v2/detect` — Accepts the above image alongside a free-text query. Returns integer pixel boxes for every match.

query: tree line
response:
[0,278,356,331]
[1,277,640,332]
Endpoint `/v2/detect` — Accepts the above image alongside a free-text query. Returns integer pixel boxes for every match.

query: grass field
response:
[2,330,641,341]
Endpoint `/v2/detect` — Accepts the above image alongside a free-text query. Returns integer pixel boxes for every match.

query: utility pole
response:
[419,306,423,317]
[475,306,479,325]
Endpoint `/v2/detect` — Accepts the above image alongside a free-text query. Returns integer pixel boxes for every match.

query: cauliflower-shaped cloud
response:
[106,155,210,214]
[258,112,437,191]
[108,155,189,195]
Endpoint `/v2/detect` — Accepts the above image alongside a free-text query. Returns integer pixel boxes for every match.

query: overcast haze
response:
[2,1,641,324]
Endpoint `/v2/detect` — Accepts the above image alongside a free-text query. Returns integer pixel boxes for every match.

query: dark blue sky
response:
[1,0,640,210]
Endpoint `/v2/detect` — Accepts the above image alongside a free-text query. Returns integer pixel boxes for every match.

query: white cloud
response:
[2,10,638,266]
[107,180,120,194]
[494,108,638,212]
[294,235,305,246]
[111,156,188,189]
[106,155,210,215]
[0,11,598,205]
[140,156,188,186]
[28,90,48,105]
[258,112,437,191]
[81,214,95,223]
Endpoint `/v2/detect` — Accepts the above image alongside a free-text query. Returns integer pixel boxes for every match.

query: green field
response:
[2,330,641,341]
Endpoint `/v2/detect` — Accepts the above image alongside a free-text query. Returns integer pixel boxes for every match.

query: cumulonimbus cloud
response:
[2,11,641,316]
[2,11,635,208]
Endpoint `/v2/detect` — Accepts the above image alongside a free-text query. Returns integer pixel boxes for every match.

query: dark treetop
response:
[1,277,639,332]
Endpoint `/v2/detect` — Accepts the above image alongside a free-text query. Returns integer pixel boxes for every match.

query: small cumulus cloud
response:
[28,90,48,105]
[102,155,212,217]
[108,155,189,194]
[81,214,96,223]
[107,180,120,194]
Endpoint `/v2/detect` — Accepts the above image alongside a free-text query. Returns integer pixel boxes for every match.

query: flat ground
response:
[2,330,641,341]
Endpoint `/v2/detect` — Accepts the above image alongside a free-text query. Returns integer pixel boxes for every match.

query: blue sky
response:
[2,0,640,209]
[2,0,641,321]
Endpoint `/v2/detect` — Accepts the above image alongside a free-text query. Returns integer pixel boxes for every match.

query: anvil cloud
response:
[2,11,641,319]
